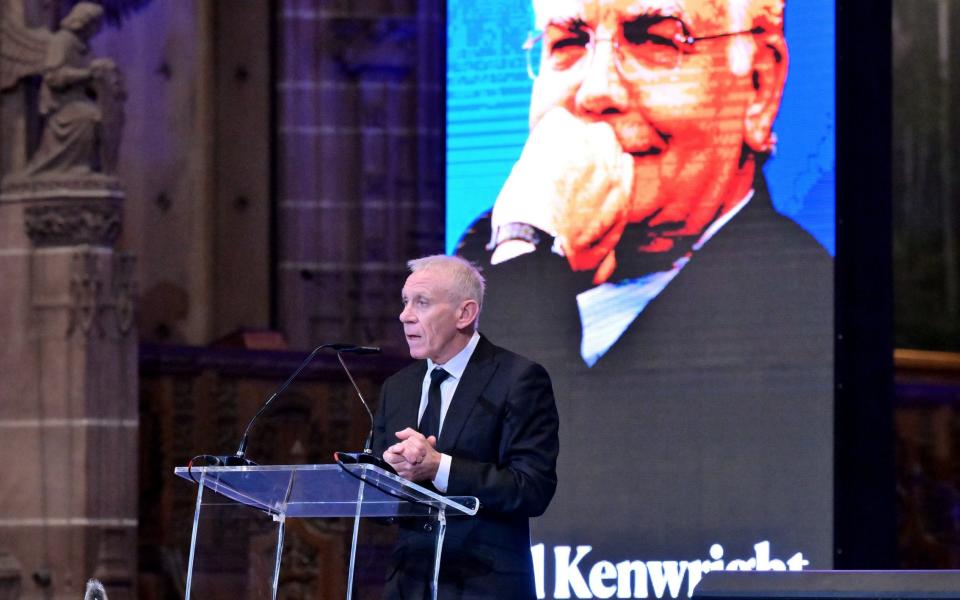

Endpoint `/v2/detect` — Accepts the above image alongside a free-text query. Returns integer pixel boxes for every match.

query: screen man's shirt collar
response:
[577,190,754,367]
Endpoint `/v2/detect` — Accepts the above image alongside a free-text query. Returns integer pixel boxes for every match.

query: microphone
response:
[333,350,397,474]
[209,342,381,466]
[340,345,381,355]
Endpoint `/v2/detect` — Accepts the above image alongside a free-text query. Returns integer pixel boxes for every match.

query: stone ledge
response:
[0,174,124,203]
[140,342,411,380]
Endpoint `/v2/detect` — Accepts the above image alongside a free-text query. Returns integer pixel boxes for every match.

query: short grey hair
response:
[407,254,485,311]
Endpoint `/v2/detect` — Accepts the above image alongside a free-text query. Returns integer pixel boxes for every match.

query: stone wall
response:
[274,0,445,351]
[92,0,273,346]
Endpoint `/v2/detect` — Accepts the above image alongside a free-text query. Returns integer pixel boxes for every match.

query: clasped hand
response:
[383,427,441,482]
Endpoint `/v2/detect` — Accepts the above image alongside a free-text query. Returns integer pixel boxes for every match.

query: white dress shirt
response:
[576,190,754,366]
[419,330,481,492]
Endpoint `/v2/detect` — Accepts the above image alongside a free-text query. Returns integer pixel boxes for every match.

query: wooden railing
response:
[894,349,960,568]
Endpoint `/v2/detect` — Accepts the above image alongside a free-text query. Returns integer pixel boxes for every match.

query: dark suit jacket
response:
[372,336,560,599]
[456,177,834,562]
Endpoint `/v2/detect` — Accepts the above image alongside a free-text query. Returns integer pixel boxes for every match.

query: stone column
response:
[1,0,139,589]
[0,176,138,599]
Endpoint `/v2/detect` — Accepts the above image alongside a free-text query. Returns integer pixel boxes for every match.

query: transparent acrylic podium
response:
[175,464,479,600]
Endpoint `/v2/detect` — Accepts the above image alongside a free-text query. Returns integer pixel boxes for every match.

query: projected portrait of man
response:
[456,0,834,576]
[461,0,829,365]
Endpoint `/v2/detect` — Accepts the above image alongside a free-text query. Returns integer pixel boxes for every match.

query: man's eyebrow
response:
[623,12,680,28]
[545,16,590,33]
[622,11,693,37]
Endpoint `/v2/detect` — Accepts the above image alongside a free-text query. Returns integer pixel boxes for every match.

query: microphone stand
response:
[191,342,381,467]
[333,350,396,473]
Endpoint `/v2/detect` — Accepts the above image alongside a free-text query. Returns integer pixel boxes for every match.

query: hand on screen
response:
[491,107,634,283]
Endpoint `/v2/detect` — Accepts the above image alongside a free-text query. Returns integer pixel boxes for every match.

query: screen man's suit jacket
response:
[456,175,834,561]
[372,335,560,599]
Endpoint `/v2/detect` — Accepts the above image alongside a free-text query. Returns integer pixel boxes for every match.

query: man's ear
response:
[456,300,480,330]
[743,30,788,154]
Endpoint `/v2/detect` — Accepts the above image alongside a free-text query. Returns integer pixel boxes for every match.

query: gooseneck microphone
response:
[228,342,380,465]
[333,350,398,473]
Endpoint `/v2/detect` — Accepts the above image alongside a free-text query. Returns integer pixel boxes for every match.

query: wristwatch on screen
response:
[486,222,542,251]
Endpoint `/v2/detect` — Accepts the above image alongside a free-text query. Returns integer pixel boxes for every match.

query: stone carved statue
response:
[1,0,127,248]
[1,1,126,180]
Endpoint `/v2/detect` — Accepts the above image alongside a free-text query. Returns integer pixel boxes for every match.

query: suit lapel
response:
[397,362,427,431]
[438,336,499,450]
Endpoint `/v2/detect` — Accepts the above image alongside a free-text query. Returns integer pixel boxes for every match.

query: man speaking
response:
[373,255,560,599]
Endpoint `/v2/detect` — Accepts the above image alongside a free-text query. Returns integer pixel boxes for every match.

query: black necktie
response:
[420,367,449,440]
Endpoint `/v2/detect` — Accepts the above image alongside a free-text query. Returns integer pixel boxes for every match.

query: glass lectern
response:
[175,464,479,600]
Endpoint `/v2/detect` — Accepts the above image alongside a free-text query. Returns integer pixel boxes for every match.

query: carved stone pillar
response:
[0,175,138,599]
[1,0,138,594]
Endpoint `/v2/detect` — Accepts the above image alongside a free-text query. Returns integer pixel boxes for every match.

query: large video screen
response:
[448,2,835,598]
